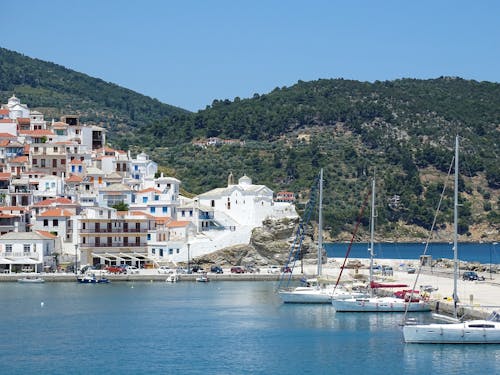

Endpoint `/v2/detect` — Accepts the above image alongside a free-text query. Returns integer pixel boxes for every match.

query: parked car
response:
[158,266,174,274]
[407,267,416,274]
[126,266,140,274]
[106,265,126,274]
[267,265,280,274]
[462,271,484,281]
[191,265,204,273]
[210,266,223,274]
[230,266,245,274]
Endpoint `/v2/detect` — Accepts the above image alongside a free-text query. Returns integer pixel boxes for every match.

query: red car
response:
[106,265,126,274]
[230,266,245,274]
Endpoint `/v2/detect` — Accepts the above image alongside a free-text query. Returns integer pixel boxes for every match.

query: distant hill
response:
[0,47,190,143]
[0,47,498,241]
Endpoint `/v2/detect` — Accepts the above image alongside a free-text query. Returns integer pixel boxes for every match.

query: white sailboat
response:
[279,169,366,303]
[331,177,430,312]
[403,136,500,343]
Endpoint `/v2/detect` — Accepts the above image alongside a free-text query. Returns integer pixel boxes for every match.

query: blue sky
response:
[1,0,499,112]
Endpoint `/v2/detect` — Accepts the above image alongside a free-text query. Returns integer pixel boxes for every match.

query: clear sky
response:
[1,0,499,112]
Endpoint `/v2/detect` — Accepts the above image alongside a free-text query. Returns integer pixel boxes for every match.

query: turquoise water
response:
[327,242,500,264]
[1,281,499,374]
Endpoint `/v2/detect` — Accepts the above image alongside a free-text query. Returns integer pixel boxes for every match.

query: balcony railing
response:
[80,243,146,248]
[80,228,147,234]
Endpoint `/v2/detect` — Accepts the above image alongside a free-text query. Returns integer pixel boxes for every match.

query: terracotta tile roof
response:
[19,129,54,136]
[35,230,57,239]
[0,109,9,115]
[70,159,83,164]
[138,187,162,194]
[33,197,74,207]
[0,172,12,180]
[0,140,9,147]
[0,132,16,138]
[0,119,14,123]
[166,220,191,228]
[66,174,83,182]
[39,208,73,217]
[9,155,29,163]
[16,117,30,125]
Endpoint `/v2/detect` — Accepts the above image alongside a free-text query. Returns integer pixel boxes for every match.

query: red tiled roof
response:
[16,117,30,125]
[167,220,190,228]
[0,132,16,138]
[39,208,73,217]
[35,230,57,239]
[66,174,83,182]
[18,129,54,136]
[33,197,74,207]
[9,155,29,163]
[138,187,162,194]
[0,172,12,180]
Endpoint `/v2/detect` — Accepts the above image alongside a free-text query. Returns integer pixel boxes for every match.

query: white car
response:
[158,266,174,274]
[126,266,140,274]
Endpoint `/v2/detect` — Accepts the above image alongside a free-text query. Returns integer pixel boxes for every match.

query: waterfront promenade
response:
[3,258,499,318]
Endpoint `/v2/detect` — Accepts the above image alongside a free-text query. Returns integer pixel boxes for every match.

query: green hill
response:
[1,47,498,241]
[0,47,189,140]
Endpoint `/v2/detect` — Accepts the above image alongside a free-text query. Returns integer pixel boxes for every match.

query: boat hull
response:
[332,297,431,312]
[403,321,500,343]
[279,288,367,304]
[17,278,45,283]
[78,278,109,284]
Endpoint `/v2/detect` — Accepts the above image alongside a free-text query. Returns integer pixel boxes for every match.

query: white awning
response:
[7,257,41,264]
[0,258,13,264]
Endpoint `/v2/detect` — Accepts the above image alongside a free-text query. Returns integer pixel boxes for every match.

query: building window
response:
[162,207,167,213]
[43,219,48,227]
[53,219,59,227]
[147,234,151,240]
[154,195,159,201]
[5,244,12,253]
[24,244,30,253]
[143,197,147,203]
[150,207,156,214]
[152,248,156,254]
[168,248,173,255]
[211,200,215,207]
[33,158,38,165]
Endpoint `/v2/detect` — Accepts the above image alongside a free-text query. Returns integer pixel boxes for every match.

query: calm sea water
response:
[326,242,500,264]
[1,281,499,375]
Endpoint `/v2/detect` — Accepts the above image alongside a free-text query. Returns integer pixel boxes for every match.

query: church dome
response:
[238,175,252,185]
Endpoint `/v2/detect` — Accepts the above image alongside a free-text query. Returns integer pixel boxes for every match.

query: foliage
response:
[1,48,498,238]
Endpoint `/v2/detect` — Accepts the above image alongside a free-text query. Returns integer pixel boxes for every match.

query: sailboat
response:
[331,177,430,312]
[403,136,500,343]
[278,169,366,303]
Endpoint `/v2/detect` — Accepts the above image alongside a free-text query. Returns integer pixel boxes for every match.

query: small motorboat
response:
[196,273,209,283]
[17,276,45,283]
[77,274,110,284]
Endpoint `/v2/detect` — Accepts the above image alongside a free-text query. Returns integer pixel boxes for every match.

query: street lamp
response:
[74,243,78,276]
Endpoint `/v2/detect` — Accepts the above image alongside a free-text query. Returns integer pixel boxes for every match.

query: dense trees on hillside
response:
[1,47,498,238]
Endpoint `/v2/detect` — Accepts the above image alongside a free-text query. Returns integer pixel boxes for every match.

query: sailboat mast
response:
[317,168,323,276]
[453,135,459,317]
[369,177,376,296]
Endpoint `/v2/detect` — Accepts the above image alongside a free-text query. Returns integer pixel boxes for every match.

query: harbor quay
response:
[4,258,499,319]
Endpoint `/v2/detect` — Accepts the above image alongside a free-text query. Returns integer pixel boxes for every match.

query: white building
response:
[0,230,56,273]
[197,173,295,227]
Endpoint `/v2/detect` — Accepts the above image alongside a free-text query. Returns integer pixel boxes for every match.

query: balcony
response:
[80,243,146,248]
[80,228,146,234]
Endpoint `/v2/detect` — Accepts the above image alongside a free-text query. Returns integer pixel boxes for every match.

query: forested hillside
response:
[1,47,498,240]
